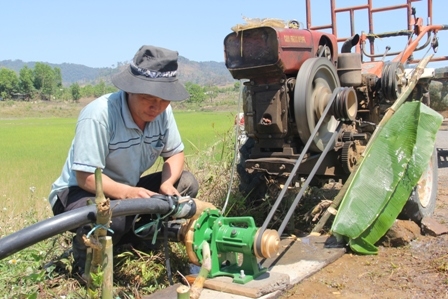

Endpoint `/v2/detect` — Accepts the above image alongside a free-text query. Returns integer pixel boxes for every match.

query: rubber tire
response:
[399,148,438,223]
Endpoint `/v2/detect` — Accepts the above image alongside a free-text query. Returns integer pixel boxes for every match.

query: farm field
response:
[0,110,235,233]
[0,99,241,298]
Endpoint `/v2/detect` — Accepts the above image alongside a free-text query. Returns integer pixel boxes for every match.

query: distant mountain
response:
[178,57,234,86]
[0,57,235,87]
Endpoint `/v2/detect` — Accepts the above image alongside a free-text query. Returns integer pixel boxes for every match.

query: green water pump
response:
[183,208,280,284]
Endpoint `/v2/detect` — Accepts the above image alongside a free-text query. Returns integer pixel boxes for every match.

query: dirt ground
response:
[282,112,448,299]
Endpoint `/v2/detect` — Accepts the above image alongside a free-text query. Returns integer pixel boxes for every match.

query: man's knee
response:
[178,171,199,198]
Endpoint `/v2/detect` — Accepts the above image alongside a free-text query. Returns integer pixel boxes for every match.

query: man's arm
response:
[76,171,158,199]
[159,151,185,196]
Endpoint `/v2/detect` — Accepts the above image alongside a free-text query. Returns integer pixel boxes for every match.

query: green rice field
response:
[0,111,235,232]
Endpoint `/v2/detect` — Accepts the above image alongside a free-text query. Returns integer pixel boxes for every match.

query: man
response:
[48,45,199,275]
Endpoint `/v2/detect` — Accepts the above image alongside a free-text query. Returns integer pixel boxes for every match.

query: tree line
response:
[0,63,118,102]
[0,63,239,103]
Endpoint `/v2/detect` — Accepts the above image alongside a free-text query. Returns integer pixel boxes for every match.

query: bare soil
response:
[282,112,448,299]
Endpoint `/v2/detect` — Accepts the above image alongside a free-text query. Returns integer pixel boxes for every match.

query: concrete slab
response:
[144,234,346,299]
[436,129,448,149]
[261,234,346,286]
[199,271,289,298]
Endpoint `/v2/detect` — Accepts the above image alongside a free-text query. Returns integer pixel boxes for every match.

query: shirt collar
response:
[120,91,141,130]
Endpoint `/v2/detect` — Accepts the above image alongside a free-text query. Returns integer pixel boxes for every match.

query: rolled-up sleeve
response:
[72,118,109,173]
[160,106,184,158]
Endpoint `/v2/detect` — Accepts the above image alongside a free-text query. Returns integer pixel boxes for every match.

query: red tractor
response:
[224,0,447,229]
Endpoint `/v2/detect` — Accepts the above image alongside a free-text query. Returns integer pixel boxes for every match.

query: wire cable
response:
[221,80,245,215]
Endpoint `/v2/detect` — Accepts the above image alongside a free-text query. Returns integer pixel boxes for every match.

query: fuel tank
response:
[224,26,338,80]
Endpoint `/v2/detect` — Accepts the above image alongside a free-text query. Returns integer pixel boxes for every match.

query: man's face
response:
[127,93,170,126]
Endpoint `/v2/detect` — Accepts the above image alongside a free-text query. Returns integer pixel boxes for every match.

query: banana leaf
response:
[331,101,442,254]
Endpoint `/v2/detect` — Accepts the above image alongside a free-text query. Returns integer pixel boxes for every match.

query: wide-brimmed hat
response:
[112,45,189,102]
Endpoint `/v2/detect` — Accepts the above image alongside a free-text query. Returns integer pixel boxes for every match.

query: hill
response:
[2,57,445,89]
[0,57,235,87]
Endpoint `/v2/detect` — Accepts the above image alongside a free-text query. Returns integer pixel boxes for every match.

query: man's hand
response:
[125,186,159,199]
[160,151,185,196]
[76,170,158,199]
[159,182,181,197]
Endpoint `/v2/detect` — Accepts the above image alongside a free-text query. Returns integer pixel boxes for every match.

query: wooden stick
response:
[86,168,113,298]
[101,236,113,299]
[176,285,190,299]
[189,242,211,299]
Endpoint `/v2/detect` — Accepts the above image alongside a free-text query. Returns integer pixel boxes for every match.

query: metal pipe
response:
[361,30,433,59]
[409,56,448,64]
[341,34,360,53]
[428,0,433,25]
[331,0,336,36]
[306,0,311,30]
[392,24,448,64]
[370,4,409,13]
[334,4,369,13]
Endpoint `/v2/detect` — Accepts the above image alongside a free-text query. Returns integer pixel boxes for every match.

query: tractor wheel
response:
[237,138,267,203]
[398,148,438,223]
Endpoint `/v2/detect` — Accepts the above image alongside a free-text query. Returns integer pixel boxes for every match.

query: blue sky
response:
[1,0,447,68]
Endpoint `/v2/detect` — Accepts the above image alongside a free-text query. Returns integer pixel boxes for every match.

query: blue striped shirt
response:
[48,90,184,207]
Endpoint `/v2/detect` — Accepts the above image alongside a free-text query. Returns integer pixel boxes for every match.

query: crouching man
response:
[48,45,198,275]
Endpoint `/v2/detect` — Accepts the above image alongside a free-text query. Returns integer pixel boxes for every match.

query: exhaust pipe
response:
[341,34,360,53]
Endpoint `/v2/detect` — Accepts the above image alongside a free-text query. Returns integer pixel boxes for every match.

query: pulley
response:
[294,58,358,152]
[381,61,406,101]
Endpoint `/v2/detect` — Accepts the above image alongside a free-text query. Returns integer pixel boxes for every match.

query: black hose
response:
[0,197,193,260]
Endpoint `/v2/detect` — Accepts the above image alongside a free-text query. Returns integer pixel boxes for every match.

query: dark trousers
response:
[52,170,199,246]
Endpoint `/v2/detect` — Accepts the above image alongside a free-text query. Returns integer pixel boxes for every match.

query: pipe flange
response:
[180,218,200,266]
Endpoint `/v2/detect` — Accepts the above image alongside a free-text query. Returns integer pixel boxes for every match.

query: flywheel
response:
[294,58,341,152]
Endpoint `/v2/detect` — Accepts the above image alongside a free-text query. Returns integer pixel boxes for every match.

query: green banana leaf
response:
[331,101,442,254]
